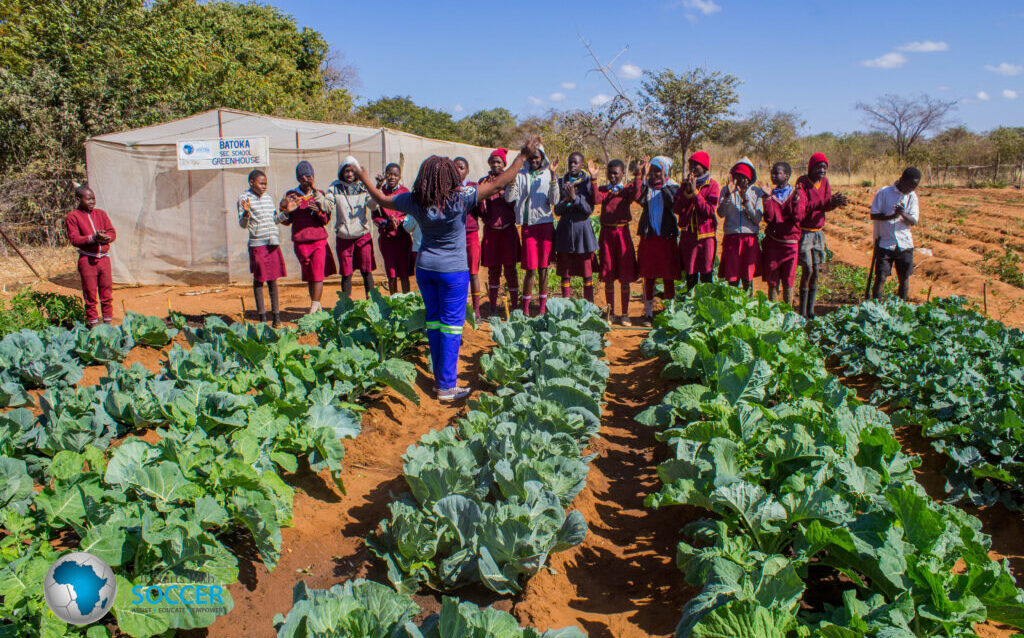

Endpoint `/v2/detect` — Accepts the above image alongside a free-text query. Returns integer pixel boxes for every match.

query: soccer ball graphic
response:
[43,552,117,625]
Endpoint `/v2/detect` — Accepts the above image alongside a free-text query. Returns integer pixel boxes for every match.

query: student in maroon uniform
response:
[372,163,413,294]
[760,162,804,306]
[280,161,336,314]
[717,158,763,292]
[675,151,720,290]
[594,158,642,325]
[454,157,483,320]
[553,152,599,303]
[505,145,560,316]
[65,186,116,326]
[796,152,848,318]
[238,169,286,327]
[477,148,520,317]
[636,156,681,326]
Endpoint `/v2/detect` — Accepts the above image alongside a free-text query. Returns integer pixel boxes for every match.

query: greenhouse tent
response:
[85,108,505,285]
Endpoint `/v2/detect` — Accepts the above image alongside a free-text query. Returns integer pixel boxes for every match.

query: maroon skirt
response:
[467,230,482,275]
[248,245,287,283]
[638,235,681,281]
[679,234,716,276]
[336,233,376,276]
[557,252,595,278]
[293,240,336,283]
[762,236,799,287]
[718,233,762,282]
[598,226,637,283]
[379,234,414,279]
[482,225,520,268]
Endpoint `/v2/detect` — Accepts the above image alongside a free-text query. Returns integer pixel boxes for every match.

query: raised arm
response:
[353,167,400,209]
[477,136,539,201]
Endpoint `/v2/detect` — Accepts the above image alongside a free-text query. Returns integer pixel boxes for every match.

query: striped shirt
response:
[237,191,281,247]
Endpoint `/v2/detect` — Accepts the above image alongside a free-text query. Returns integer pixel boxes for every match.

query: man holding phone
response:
[869,167,922,301]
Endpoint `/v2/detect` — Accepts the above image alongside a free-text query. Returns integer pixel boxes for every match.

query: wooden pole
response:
[0,227,43,279]
[240,296,248,323]
[121,299,127,318]
[926,284,933,303]
[983,282,988,317]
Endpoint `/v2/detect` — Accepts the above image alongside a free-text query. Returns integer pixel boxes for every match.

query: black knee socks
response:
[252,281,266,319]
[267,280,280,322]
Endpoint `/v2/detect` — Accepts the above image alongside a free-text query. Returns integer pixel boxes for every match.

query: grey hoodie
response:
[717,157,764,235]
[325,156,379,239]
[504,145,560,226]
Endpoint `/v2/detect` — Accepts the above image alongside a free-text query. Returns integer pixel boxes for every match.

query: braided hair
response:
[412,155,462,211]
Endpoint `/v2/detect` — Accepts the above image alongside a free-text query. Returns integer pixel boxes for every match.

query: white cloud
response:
[590,93,612,107]
[977,91,991,101]
[938,85,950,91]
[549,92,567,102]
[985,62,1024,76]
[896,40,948,53]
[526,96,544,106]
[1003,89,1019,99]
[561,82,577,90]
[682,0,721,15]
[619,63,643,79]
[861,52,908,69]
[684,13,698,23]
[452,104,464,113]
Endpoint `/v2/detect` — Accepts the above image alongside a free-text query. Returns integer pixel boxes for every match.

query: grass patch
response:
[0,285,85,337]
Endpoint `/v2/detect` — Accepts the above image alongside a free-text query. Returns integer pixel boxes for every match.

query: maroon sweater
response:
[594,177,641,226]
[463,181,479,234]
[762,190,805,243]
[675,179,720,239]
[282,188,329,243]
[795,175,836,231]
[476,175,516,230]
[373,185,411,239]
[66,208,116,256]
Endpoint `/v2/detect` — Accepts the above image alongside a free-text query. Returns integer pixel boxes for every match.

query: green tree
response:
[0,0,349,244]
[638,67,741,159]
[358,96,461,140]
[739,109,804,166]
[457,108,517,148]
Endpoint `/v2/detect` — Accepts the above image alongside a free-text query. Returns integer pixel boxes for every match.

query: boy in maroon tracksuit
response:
[795,152,848,318]
[65,186,116,325]
[760,162,805,306]
[675,151,720,291]
[594,158,642,325]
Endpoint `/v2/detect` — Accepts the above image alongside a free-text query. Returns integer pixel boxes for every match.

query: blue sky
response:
[276,0,1024,134]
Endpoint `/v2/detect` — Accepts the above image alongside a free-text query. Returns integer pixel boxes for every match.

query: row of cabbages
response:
[639,284,1024,637]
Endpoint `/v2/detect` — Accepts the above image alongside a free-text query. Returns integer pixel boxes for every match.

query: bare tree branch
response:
[856,94,957,159]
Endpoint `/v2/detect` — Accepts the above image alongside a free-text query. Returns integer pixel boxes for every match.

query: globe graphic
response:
[43,552,117,625]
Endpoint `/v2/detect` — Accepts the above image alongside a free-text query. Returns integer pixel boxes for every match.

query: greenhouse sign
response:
[176,137,269,170]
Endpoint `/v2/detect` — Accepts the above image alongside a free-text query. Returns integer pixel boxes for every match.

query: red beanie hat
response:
[689,151,711,170]
[731,163,753,180]
[489,148,509,163]
[808,152,829,173]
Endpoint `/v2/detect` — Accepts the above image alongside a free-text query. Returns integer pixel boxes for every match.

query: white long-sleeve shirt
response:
[870,185,919,250]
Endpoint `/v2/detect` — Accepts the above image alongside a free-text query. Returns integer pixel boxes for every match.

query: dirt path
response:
[513,330,694,638]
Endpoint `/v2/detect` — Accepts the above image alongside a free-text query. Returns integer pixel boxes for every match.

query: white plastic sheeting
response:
[85,108,506,284]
